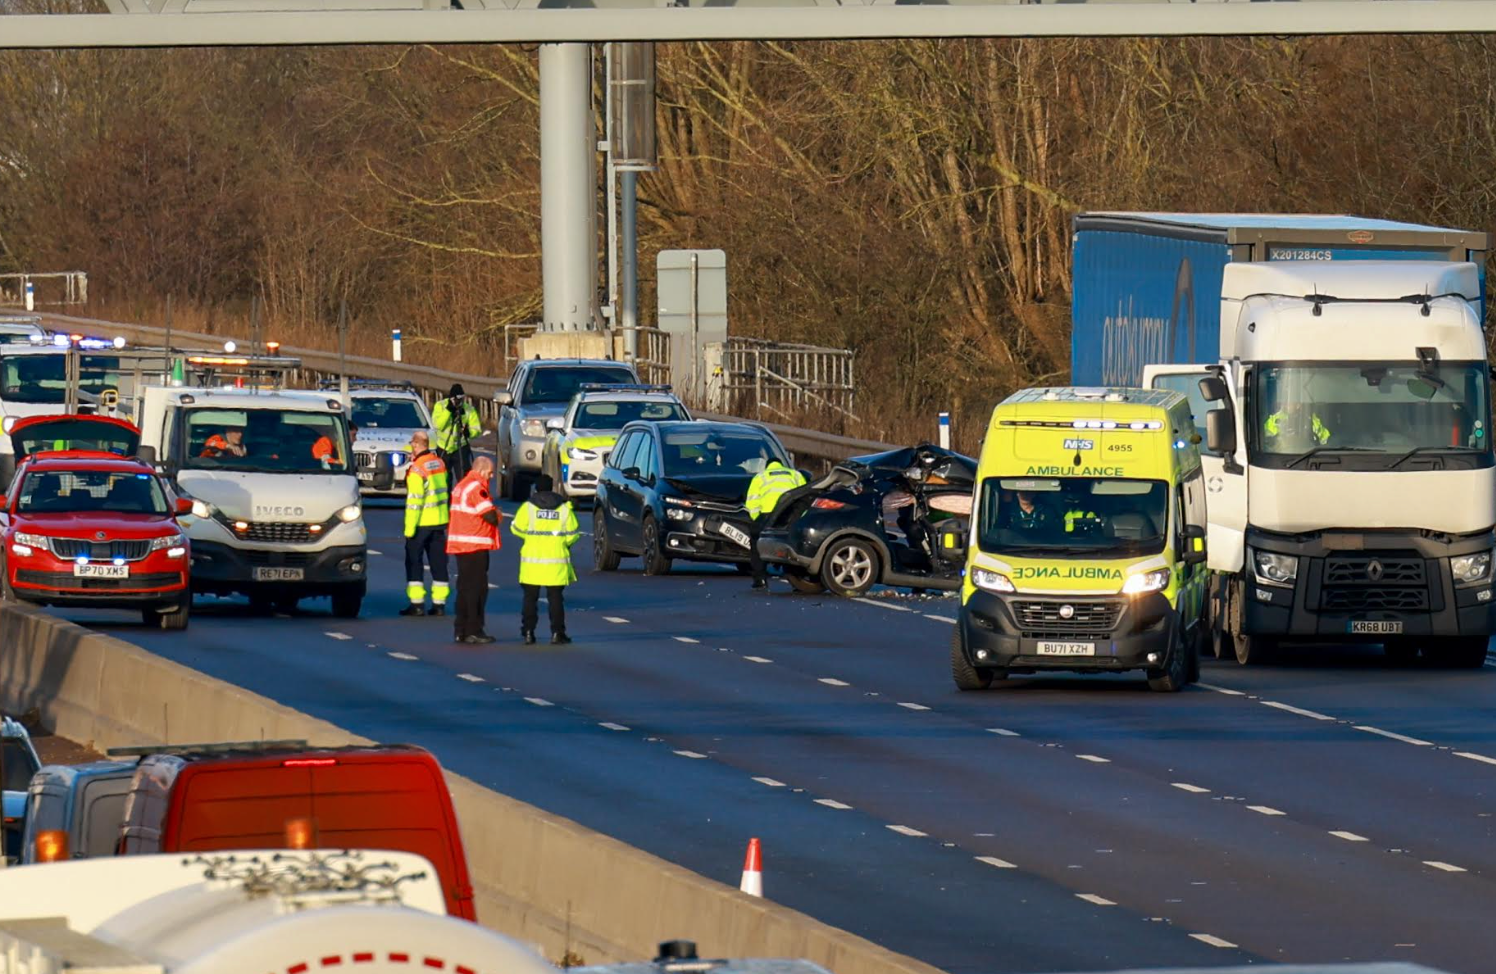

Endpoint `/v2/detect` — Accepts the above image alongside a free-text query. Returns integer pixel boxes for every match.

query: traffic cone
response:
[739,837,763,897]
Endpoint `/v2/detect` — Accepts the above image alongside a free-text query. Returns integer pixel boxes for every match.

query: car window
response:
[637,435,658,479]
[577,400,687,429]
[660,429,786,477]
[17,470,169,515]
[523,367,636,405]
[351,397,426,429]
[2,739,37,792]
[182,407,351,475]
[613,432,643,473]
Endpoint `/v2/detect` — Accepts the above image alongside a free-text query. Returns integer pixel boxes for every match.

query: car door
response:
[605,431,646,550]
[499,367,525,472]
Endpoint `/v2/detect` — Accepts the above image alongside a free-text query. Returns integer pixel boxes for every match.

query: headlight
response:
[521,419,546,438]
[663,496,694,508]
[971,567,1015,594]
[165,546,187,560]
[1452,551,1492,585]
[190,499,214,519]
[149,534,185,552]
[571,448,598,461]
[337,504,362,523]
[1252,550,1298,587]
[15,532,48,548]
[665,508,693,522]
[1122,568,1171,596]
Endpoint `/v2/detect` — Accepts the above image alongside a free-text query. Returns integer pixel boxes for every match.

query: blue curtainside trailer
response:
[1070,213,1489,387]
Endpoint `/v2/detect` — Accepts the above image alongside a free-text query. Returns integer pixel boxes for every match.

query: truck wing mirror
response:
[136,445,157,465]
[495,391,514,407]
[1198,376,1229,403]
[1205,408,1237,456]
[1182,524,1207,565]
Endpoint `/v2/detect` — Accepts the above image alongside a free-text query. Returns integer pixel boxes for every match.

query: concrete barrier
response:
[0,602,945,974]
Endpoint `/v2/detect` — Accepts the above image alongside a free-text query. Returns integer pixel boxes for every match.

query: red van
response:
[115,744,476,920]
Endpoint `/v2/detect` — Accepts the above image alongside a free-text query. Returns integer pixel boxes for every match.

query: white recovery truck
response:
[0,849,559,974]
[1142,262,1496,667]
[137,385,368,616]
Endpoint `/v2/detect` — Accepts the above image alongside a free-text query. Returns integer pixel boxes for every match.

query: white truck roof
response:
[1222,260,1481,302]
[146,386,347,413]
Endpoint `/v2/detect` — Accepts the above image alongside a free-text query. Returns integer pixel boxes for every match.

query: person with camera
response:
[433,383,482,483]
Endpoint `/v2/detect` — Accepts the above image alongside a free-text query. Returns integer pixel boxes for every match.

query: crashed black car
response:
[756,444,976,597]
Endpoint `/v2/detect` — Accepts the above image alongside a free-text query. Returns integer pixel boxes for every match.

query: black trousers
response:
[521,584,566,636]
[439,445,474,484]
[455,551,490,638]
[748,518,767,583]
[405,526,450,584]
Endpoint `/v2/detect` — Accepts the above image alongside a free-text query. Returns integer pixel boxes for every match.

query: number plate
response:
[719,523,751,548]
[73,563,128,579]
[253,567,305,582]
[1349,620,1403,635]
[357,472,376,482]
[1036,641,1093,656]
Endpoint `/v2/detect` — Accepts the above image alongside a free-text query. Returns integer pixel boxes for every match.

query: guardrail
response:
[36,311,897,467]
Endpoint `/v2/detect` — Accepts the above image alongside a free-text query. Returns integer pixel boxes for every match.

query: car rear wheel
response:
[641,514,672,576]
[331,583,365,619]
[821,537,879,598]
[593,508,621,571]
[784,568,826,595]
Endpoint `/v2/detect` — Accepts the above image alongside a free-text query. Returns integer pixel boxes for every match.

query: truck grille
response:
[1320,553,1430,612]
[48,538,152,562]
[242,522,315,544]
[1012,599,1123,638]
[1325,556,1425,586]
[1322,587,1430,611]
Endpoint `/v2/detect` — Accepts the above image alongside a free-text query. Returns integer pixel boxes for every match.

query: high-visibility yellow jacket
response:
[404,450,450,537]
[511,495,580,586]
[745,462,806,520]
[433,398,482,453]
[1264,411,1330,445]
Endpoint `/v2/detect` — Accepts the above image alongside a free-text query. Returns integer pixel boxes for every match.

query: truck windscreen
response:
[1252,362,1492,469]
[0,354,121,404]
[181,407,352,475]
[977,477,1169,557]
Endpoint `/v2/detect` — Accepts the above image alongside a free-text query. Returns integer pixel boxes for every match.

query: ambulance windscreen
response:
[977,477,1168,556]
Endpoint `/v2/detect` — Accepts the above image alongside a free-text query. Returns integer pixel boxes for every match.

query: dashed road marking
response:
[524,697,554,707]
[897,702,931,711]
[1197,683,1246,696]
[1247,805,1285,816]
[1355,725,1433,746]
[819,678,851,686]
[603,616,630,624]
[923,614,956,624]
[456,673,485,683]
[599,722,630,731]
[1075,893,1116,906]
[324,631,353,640]
[743,656,773,664]
[1455,751,1496,767]
[1172,783,1211,794]
[387,652,418,661]
[987,728,1020,737]
[753,777,786,787]
[674,750,708,759]
[368,549,383,555]
[1075,754,1109,763]
[673,636,701,644]
[853,597,913,612]
[975,855,1017,869]
[814,799,853,809]
[1189,934,1238,949]
[1424,861,1467,873]
[1329,830,1369,842]
[488,583,499,589]
[887,825,927,837]
[1261,700,1335,721]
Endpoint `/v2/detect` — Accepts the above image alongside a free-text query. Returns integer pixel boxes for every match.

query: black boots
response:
[429,605,447,617]
[551,632,572,645]
[522,630,537,645]
[399,605,426,617]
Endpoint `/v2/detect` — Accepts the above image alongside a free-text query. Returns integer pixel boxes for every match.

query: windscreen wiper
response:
[1283,446,1375,470]
[1387,446,1477,470]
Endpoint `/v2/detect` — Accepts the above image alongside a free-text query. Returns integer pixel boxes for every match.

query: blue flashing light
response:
[1174,439,1187,449]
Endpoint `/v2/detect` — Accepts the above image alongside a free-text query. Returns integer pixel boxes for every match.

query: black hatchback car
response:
[593,421,793,574]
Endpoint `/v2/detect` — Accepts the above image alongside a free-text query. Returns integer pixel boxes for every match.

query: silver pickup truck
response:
[495,358,639,500]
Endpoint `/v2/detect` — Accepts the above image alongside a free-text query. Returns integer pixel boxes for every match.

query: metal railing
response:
[0,272,88,307]
[719,337,857,422]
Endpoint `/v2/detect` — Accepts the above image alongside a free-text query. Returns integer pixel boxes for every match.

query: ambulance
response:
[948,387,1208,692]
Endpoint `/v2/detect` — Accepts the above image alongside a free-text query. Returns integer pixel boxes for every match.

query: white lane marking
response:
[1355,725,1433,746]
[599,722,630,731]
[887,825,927,837]
[1329,830,1369,842]
[1247,805,1285,816]
[1076,893,1116,906]
[1172,783,1211,794]
[814,799,853,809]
[673,636,701,644]
[1455,751,1496,767]
[854,597,912,612]
[603,616,630,624]
[674,750,708,759]
[987,728,1020,737]
[1189,934,1238,949]
[1197,682,1246,696]
[819,678,851,686]
[897,702,931,711]
[488,583,499,590]
[1261,700,1335,721]
[387,652,418,660]
[1076,754,1110,764]
[975,855,1017,869]
[456,673,485,683]
[743,656,773,664]
[368,549,383,555]
[524,697,554,707]
[1424,860,1467,873]
[924,614,957,624]
[324,631,353,640]
[753,777,786,787]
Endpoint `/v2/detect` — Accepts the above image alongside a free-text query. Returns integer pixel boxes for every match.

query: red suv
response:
[0,450,192,629]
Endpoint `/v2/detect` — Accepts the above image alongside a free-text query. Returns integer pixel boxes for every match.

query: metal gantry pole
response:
[604,43,619,332]
[620,169,639,364]
[539,42,599,333]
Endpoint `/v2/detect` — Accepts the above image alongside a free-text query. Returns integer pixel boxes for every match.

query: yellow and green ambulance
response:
[949,387,1209,692]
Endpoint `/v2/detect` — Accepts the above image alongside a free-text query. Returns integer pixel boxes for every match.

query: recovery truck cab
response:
[949,387,1208,692]
[136,386,366,617]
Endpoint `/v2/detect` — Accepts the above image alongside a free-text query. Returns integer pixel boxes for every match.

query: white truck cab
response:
[136,385,367,616]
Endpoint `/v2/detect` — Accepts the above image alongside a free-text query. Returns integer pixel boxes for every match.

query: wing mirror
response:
[545,417,566,431]
[622,466,641,482]
[495,391,514,407]
[1182,524,1207,565]
[174,496,193,516]
[1198,376,1229,403]
[1205,408,1237,456]
[0,493,7,509]
[136,445,157,465]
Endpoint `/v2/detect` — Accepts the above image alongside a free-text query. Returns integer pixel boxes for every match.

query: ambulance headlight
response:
[1122,568,1171,596]
[337,504,362,523]
[1252,550,1298,587]
[971,568,1015,594]
[1452,551,1491,585]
